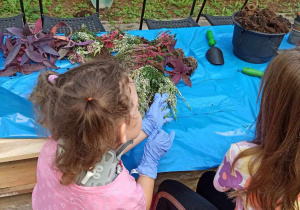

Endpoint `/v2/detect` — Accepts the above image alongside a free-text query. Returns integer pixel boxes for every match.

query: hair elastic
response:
[87,97,93,101]
[48,75,58,84]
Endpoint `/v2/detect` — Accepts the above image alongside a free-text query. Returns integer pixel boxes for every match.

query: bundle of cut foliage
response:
[132,65,190,119]
[116,31,198,87]
[0,20,93,76]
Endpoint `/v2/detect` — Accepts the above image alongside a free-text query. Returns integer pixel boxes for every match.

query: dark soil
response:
[73,10,93,18]
[140,37,151,45]
[94,47,114,60]
[235,4,291,34]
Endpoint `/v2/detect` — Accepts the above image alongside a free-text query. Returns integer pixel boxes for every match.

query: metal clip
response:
[81,170,96,185]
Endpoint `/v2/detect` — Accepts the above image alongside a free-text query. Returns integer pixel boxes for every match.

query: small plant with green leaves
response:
[132,65,190,119]
[68,25,103,64]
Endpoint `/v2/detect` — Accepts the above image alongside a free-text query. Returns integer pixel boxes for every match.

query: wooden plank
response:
[0,158,37,197]
[0,138,46,163]
[0,192,32,210]
[0,184,35,198]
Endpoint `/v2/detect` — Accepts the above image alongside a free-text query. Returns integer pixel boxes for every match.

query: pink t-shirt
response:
[32,139,146,210]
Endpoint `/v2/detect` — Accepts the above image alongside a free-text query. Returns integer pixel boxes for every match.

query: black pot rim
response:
[232,11,288,36]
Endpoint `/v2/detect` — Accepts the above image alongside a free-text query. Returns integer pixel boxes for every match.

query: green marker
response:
[242,67,264,78]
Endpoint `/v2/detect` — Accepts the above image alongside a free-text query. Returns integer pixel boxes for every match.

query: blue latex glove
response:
[136,129,175,179]
[142,93,173,137]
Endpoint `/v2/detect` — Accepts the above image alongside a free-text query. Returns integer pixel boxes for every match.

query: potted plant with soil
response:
[232,4,291,64]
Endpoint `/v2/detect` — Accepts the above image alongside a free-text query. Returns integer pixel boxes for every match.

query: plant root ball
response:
[183,56,198,77]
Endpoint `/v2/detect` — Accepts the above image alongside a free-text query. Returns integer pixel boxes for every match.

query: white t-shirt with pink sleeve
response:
[32,139,146,210]
[213,141,300,210]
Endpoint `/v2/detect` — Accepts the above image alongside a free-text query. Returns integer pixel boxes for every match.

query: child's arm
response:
[136,129,175,210]
[123,130,147,154]
[137,176,155,210]
[123,93,172,154]
[213,157,231,192]
[213,144,243,192]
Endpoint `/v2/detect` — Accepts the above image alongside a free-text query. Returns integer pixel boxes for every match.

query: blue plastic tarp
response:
[0,25,295,172]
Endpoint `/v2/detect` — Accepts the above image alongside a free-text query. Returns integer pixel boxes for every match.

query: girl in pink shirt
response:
[30,59,175,210]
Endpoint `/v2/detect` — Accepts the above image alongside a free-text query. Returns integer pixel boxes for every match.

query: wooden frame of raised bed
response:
[0,138,46,198]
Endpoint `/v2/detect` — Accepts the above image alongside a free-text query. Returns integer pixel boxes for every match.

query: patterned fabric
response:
[213,141,300,210]
[32,139,146,210]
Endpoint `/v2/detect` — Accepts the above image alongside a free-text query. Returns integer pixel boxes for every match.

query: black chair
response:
[38,0,105,34]
[139,0,199,30]
[0,0,26,33]
[197,0,248,26]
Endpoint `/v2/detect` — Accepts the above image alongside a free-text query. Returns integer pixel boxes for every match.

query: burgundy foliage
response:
[0,19,93,76]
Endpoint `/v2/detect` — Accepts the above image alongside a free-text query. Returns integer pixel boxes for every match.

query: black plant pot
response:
[232,11,286,64]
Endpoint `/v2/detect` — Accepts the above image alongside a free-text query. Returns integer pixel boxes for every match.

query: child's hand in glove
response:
[137,129,175,179]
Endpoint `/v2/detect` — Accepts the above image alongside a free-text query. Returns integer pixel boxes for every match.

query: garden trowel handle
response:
[207,30,216,47]
[242,67,264,78]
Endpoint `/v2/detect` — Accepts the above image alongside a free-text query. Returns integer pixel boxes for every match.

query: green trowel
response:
[206,30,224,65]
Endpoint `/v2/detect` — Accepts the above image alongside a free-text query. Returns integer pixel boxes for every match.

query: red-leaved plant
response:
[0,19,93,76]
[118,31,177,72]
[151,31,176,49]
[165,56,192,87]
[152,31,193,87]
[133,44,167,71]
[98,30,123,51]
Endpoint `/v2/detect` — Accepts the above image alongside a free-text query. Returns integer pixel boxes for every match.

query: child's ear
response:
[119,123,127,144]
